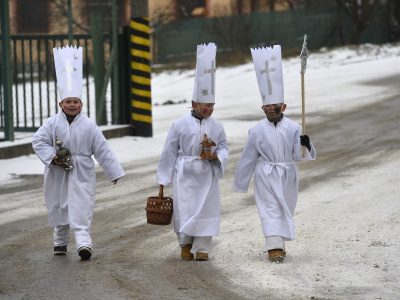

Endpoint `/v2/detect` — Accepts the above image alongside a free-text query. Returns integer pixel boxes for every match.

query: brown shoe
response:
[196,252,208,261]
[181,244,193,260]
[268,249,284,262]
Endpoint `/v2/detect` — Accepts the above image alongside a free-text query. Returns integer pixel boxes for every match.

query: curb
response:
[0,125,133,160]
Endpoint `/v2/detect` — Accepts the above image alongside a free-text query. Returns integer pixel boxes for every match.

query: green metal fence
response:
[0,34,112,131]
[153,6,390,63]
[0,29,133,134]
[0,7,391,132]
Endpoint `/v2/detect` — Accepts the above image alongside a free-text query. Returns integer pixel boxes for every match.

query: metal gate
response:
[0,34,113,132]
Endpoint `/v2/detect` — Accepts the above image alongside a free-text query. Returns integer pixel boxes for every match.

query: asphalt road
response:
[1,79,399,299]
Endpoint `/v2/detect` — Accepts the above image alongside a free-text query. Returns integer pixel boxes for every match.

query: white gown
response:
[232,116,316,240]
[32,111,125,229]
[156,113,229,237]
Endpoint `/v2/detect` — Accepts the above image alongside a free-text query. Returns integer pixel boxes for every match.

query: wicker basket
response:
[145,185,173,225]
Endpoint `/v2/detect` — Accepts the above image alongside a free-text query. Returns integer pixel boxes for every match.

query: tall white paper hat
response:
[53,45,83,101]
[251,45,284,105]
[192,43,217,103]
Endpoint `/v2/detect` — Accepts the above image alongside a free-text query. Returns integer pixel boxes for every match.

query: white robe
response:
[232,116,316,240]
[32,111,125,229]
[156,113,229,237]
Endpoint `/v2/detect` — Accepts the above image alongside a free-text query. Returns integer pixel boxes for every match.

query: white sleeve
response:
[156,124,180,186]
[232,129,259,193]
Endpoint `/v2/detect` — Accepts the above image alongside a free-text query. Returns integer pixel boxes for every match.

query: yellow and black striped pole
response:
[130,17,152,136]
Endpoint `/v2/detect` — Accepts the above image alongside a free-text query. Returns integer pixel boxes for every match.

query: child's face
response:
[262,103,286,122]
[59,97,83,116]
[193,102,215,118]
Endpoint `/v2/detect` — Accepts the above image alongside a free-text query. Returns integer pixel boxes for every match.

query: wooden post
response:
[301,73,305,157]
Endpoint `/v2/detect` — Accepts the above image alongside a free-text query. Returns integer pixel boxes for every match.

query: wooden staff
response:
[300,34,309,158]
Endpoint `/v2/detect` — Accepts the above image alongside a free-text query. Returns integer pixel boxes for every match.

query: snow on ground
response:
[1,43,399,183]
[1,42,400,298]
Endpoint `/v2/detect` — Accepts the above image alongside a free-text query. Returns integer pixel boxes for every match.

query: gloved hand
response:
[300,135,311,151]
[209,159,221,166]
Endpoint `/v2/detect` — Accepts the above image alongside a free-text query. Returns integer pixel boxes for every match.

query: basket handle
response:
[159,184,163,200]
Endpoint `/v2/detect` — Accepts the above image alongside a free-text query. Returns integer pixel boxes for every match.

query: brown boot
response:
[268,249,284,262]
[196,252,208,261]
[181,244,193,260]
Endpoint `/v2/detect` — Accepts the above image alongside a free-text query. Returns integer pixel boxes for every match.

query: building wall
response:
[9,0,130,35]
[148,0,291,21]
[7,0,130,66]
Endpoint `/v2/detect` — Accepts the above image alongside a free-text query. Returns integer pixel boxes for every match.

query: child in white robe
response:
[156,43,229,261]
[32,46,125,260]
[232,45,316,262]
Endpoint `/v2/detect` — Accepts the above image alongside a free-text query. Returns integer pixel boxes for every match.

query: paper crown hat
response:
[250,45,284,105]
[53,45,83,101]
[192,43,217,103]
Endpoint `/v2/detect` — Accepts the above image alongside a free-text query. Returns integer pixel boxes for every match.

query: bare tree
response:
[254,0,295,11]
[335,0,381,45]
[49,0,128,34]
[173,0,205,20]
[267,0,275,11]
[49,0,91,33]
[267,0,295,10]
[284,0,335,9]
[385,0,400,41]
[150,4,185,64]
[207,1,258,60]
[284,0,295,9]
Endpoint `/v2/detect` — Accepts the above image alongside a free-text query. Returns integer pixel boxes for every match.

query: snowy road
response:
[1,74,399,299]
